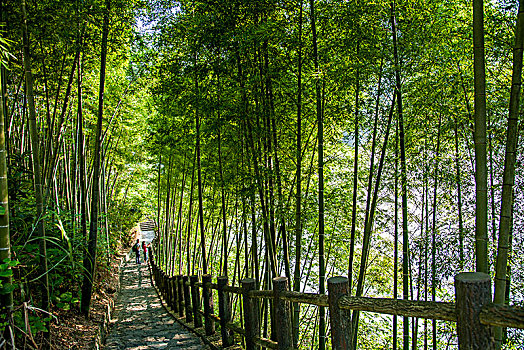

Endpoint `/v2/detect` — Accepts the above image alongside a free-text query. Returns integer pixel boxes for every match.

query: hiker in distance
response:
[132,239,141,264]
[142,241,148,263]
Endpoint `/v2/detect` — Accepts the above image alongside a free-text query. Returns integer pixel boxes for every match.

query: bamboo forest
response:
[0,0,523,348]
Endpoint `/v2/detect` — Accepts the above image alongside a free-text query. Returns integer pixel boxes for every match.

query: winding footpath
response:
[104,227,208,349]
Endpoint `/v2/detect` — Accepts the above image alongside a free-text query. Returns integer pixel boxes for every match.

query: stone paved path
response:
[104,261,209,349]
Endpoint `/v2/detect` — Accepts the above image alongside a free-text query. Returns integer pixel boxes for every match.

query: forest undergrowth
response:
[1,0,524,349]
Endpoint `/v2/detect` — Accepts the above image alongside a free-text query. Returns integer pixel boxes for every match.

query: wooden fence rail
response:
[148,248,524,350]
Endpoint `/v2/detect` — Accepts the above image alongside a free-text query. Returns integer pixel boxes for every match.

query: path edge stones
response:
[91,252,127,350]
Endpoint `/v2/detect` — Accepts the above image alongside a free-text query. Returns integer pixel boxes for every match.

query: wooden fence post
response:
[183,276,192,322]
[328,276,351,350]
[162,273,167,303]
[164,273,169,306]
[177,275,185,317]
[163,272,167,297]
[273,277,293,350]
[161,272,167,300]
[202,274,215,335]
[171,276,178,313]
[190,275,202,328]
[242,278,259,350]
[218,276,234,347]
[454,272,494,349]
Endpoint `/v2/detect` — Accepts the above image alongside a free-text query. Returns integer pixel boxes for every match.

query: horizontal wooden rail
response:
[149,243,524,350]
[249,290,273,299]
[226,322,245,335]
[209,312,220,323]
[338,295,456,322]
[281,290,329,307]
[195,308,220,322]
[254,336,278,349]
[222,285,243,294]
[480,303,524,329]
[184,274,524,329]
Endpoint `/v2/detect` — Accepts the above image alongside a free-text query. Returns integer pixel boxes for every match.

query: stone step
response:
[103,261,208,350]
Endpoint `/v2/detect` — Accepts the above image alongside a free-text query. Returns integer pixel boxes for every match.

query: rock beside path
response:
[104,261,209,350]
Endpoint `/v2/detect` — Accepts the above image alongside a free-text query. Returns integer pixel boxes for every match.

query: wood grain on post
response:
[177,275,185,317]
[163,272,166,296]
[161,272,166,299]
[273,277,293,350]
[190,275,202,328]
[171,276,178,313]
[167,275,172,303]
[455,272,494,349]
[202,274,216,335]
[162,274,168,308]
[165,274,170,307]
[242,278,260,350]
[161,272,165,298]
[218,276,234,347]
[183,276,193,322]
[328,276,352,350]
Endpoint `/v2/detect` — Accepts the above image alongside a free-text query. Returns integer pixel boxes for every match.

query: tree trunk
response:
[473,0,489,274]
[156,153,162,231]
[493,1,524,348]
[431,115,442,350]
[186,150,196,275]
[351,92,396,349]
[22,0,50,338]
[308,0,326,348]
[80,0,110,316]
[0,52,13,334]
[195,61,207,274]
[348,42,360,292]
[77,50,88,248]
[391,4,410,349]
[217,85,228,276]
[293,1,304,344]
[454,118,465,269]
[394,112,399,350]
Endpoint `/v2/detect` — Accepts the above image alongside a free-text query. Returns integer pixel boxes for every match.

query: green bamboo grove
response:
[0,0,523,348]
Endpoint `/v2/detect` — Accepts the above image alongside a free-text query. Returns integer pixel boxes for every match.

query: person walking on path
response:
[132,239,141,264]
[142,241,148,263]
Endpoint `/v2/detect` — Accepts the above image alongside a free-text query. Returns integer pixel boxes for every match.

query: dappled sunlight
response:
[103,261,207,349]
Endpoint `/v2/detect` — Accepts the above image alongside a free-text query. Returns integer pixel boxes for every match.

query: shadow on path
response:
[104,261,208,349]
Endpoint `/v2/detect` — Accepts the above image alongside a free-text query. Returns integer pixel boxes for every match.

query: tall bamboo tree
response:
[22,0,50,330]
[0,50,12,339]
[293,0,304,344]
[493,1,524,347]
[391,3,409,349]
[81,0,110,316]
[310,0,325,348]
[473,0,488,274]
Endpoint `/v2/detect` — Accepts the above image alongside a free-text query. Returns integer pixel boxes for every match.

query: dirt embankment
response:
[49,226,137,349]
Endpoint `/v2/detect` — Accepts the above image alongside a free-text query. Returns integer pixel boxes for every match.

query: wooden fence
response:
[148,247,524,349]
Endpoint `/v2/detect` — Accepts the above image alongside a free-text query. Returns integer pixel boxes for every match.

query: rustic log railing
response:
[148,245,524,350]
